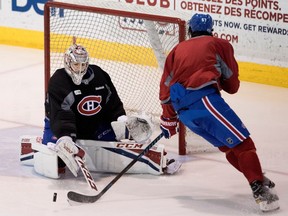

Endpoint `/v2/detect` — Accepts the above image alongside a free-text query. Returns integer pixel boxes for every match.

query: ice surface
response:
[0,45,287,216]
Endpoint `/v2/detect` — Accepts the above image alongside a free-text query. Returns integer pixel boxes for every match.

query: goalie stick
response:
[75,156,98,191]
[67,133,164,203]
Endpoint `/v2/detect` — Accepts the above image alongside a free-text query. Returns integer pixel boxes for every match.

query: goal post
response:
[44,1,188,154]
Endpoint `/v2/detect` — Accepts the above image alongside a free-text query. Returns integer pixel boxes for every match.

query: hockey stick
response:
[67,133,164,203]
[75,156,98,191]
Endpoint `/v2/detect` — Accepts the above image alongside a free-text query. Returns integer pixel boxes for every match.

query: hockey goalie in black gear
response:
[20,39,181,179]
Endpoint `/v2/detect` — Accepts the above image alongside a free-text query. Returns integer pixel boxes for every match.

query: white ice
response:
[0,45,287,216]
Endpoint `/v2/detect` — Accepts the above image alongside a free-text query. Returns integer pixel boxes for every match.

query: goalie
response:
[20,41,180,179]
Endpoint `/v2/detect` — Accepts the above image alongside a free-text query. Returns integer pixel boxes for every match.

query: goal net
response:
[44,0,213,155]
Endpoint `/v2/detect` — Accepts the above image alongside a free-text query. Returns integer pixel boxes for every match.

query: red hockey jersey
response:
[159,35,240,118]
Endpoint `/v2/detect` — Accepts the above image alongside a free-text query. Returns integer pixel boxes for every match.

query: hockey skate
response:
[250,179,280,212]
[263,175,275,188]
[163,159,182,174]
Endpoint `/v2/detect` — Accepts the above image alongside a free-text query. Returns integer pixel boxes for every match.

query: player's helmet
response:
[64,44,89,85]
[189,13,213,33]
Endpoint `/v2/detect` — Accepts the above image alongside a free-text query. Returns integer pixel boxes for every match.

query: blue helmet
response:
[189,13,213,33]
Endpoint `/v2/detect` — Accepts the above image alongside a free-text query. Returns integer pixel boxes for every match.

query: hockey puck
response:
[53,193,57,202]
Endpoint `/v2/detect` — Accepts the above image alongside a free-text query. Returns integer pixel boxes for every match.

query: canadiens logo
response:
[77,96,102,116]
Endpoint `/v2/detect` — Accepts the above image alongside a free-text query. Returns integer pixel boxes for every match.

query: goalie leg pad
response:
[20,136,43,166]
[77,140,166,175]
[33,151,59,179]
[32,141,60,179]
[20,135,60,179]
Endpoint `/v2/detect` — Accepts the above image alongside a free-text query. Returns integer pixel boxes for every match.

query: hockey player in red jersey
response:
[159,13,279,212]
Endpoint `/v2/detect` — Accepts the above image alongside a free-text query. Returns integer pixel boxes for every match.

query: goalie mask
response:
[64,44,89,85]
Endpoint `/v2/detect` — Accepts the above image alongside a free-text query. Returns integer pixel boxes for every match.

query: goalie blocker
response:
[20,136,181,179]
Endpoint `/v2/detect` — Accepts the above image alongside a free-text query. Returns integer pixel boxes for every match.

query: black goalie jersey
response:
[45,65,126,140]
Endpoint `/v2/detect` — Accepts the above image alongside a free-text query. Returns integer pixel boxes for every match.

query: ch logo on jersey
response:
[77,96,102,116]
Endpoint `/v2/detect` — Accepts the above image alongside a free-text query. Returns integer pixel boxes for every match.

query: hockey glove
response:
[112,114,153,143]
[126,115,153,143]
[160,116,178,139]
[49,136,85,177]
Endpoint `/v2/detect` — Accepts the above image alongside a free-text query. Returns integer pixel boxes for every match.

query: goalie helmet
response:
[64,44,89,85]
[189,13,213,33]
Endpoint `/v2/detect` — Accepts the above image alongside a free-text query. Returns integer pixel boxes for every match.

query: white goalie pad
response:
[76,139,166,175]
[20,135,59,179]
[33,143,59,179]
[20,135,42,166]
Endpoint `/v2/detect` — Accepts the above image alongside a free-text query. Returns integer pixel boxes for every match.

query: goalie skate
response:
[163,159,182,175]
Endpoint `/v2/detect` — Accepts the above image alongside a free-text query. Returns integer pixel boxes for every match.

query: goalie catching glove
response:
[48,136,85,177]
[160,116,178,139]
[112,114,153,143]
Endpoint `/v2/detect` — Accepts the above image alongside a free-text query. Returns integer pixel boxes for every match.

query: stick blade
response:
[67,191,100,203]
